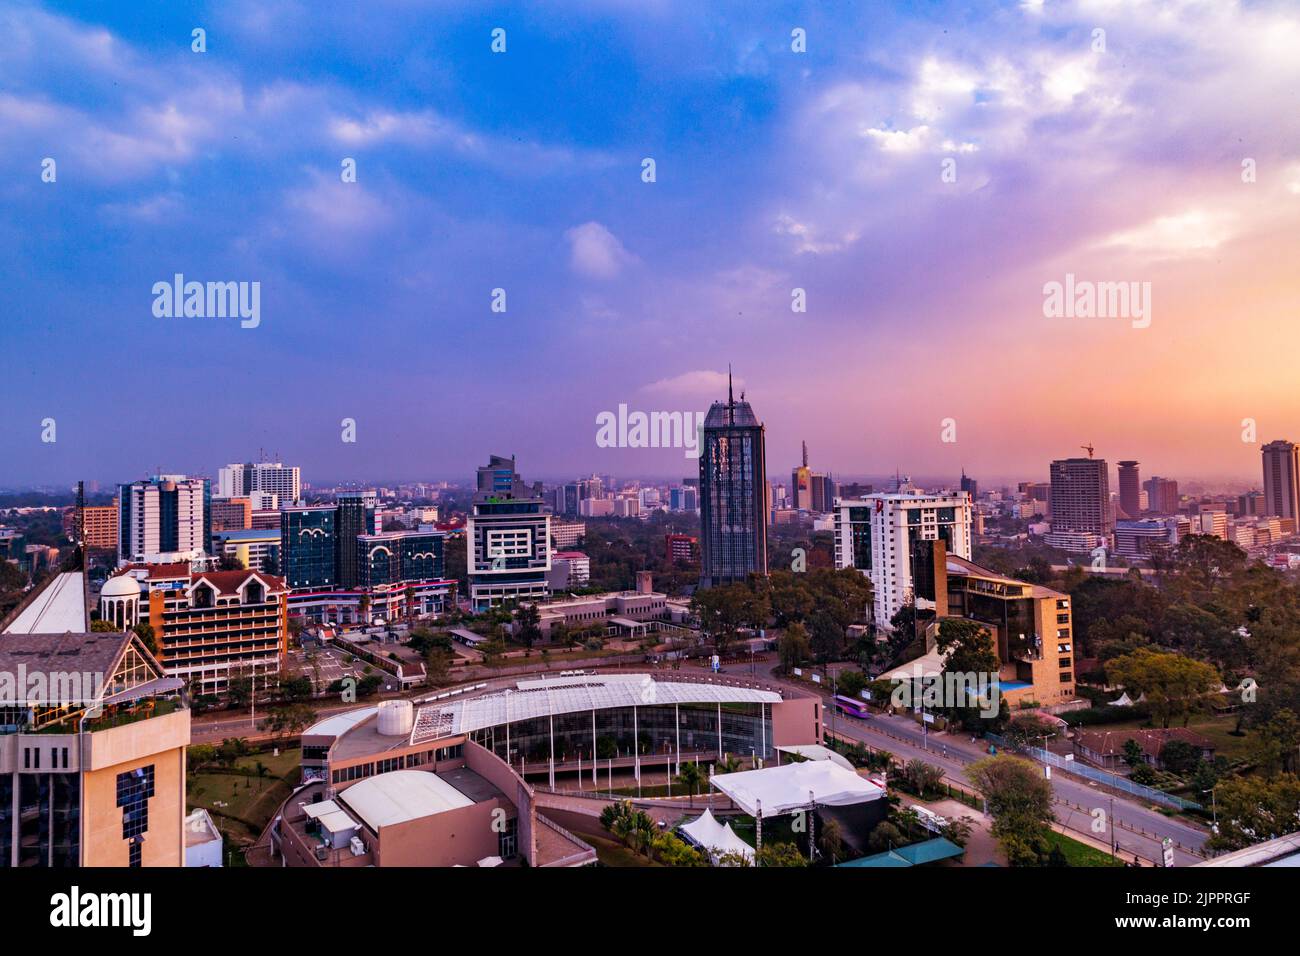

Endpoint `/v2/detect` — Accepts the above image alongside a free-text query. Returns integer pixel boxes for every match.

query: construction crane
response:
[1080,443,1095,459]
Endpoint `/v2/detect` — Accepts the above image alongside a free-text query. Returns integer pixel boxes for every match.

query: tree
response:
[899,759,945,797]
[1207,774,1300,851]
[261,703,314,741]
[515,603,542,649]
[756,841,809,867]
[281,675,314,703]
[936,619,1002,730]
[1105,648,1220,728]
[90,619,117,632]
[691,585,748,658]
[867,821,905,852]
[676,761,706,798]
[817,817,845,864]
[809,609,845,664]
[777,623,811,673]
[836,668,868,700]
[1251,708,1300,775]
[1158,740,1202,777]
[967,755,1056,867]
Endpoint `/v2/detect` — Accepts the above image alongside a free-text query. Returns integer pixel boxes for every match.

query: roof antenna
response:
[727,364,735,425]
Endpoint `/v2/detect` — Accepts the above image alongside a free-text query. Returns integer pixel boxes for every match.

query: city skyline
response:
[4,1,1300,484]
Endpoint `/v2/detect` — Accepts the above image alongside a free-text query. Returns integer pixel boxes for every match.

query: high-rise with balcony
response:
[1261,440,1300,525]
[698,375,767,588]
[468,456,551,610]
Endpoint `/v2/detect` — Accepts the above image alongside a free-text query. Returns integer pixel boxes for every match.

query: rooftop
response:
[410,674,781,744]
[3,572,87,634]
[337,770,475,829]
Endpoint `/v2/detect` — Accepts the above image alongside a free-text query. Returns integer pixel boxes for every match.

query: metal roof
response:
[338,770,474,830]
[303,706,378,738]
[411,674,781,744]
[3,572,87,634]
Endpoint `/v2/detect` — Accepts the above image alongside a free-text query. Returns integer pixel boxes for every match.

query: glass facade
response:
[281,507,336,589]
[468,702,773,765]
[699,418,767,587]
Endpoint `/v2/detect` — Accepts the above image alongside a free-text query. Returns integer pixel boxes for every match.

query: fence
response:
[984,734,1202,811]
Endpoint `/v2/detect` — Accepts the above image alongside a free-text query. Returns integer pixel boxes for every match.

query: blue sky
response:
[3,0,1299,488]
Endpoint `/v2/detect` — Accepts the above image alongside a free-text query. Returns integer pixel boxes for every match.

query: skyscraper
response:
[1261,440,1300,524]
[791,441,813,511]
[699,373,767,588]
[335,490,378,588]
[960,469,978,501]
[217,461,301,503]
[1143,476,1180,516]
[1045,456,1111,553]
[1117,461,1141,518]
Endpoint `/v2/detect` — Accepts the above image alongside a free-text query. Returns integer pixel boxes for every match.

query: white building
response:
[833,492,973,628]
[184,808,224,867]
[118,475,208,565]
[218,462,301,504]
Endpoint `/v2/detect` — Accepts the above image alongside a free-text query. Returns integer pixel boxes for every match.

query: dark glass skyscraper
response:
[335,491,377,587]
[699,375,767,588]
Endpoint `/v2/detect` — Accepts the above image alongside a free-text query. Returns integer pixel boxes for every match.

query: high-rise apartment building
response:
[1117,460,1141,517]
[210,497,252,532]
[117,476,210,566]
[833,492,973,627]
[698,377,767,588]
[1262,440,1300,525]
[78,502,119,550]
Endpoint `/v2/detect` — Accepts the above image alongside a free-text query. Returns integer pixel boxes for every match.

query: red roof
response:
[191,569,286,595]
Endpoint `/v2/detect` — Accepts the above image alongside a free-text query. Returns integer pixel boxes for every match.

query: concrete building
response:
[117,475,210,566]
[833,492,973,627]
[1143,476,1180,516]
[0,630,189,866]
[109,566,288,697]
[77,503,119,550]
[1047,457,1112,552]
[546,552,591,591]
[549,518,586,550]
[275,673,819,868]
[468,457,551,610]
[211,527,281,574]
[1262,440,1300,525]
[217,461,301,503]
[210,497,252,532]
[665,533,699,565]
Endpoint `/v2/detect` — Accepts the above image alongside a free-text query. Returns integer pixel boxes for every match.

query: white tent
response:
[710,760,885,818]
[776,743,856,771]
[678,809,755,865]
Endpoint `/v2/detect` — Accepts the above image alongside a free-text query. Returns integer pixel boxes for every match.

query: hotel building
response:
[833,491,974,627]
[117,476,211,566]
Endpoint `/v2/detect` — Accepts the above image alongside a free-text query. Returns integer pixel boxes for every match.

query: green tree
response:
[1105,648,1220,728]
[967,755,1055,867]
[777,623,812,673]
[1207,774,1300,851]
[756,841,809,867]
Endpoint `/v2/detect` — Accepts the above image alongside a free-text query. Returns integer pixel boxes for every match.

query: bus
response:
[833,694,871,720]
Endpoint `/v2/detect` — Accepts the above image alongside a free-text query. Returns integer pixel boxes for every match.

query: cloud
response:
[1097,209,1238,258]
[641,370,741,398]
[564,222,637,279]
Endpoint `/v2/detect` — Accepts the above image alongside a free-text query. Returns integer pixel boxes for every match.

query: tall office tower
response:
[117,475,211,565]
[335,490,378,588]
[791,441,813,511]
[698,374,768,588]
[562,476,604,516]
[960,469,978,502]
[833,492,973,627]
[1143,476,1181,516]
[468,456,551,609]
[1237,490,1266,517]
[811,474,838,513]
[1117,461,1141,518]
[1045,456,1112,553]
[280,505,337,589]
[1262,440,1300,524]
[218,461,301,503]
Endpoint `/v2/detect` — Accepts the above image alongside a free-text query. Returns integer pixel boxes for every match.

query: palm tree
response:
[718,753,743,775]
[676,761,705,804]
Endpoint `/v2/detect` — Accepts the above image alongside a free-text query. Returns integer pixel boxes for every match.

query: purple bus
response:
[833,695,870,720]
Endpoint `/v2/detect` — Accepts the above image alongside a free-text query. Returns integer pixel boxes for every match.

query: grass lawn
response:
[1045,830,1124,867]
[187,746,301,850]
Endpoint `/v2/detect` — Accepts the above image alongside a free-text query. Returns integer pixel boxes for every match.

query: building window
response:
[117,765,156,841]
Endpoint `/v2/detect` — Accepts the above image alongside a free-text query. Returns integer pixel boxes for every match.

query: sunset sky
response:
[2,0,1298,487]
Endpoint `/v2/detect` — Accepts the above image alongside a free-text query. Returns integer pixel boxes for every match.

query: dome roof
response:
[100,574,140,598]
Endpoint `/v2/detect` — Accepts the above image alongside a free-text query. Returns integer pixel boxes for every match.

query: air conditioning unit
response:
[349,836,366,856]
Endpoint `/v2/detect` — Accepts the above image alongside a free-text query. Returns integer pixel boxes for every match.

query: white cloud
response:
[565,222,636,279]
[642,370,740,398]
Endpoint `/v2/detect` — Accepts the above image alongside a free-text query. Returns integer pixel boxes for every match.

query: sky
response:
[2,0,1299,489]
